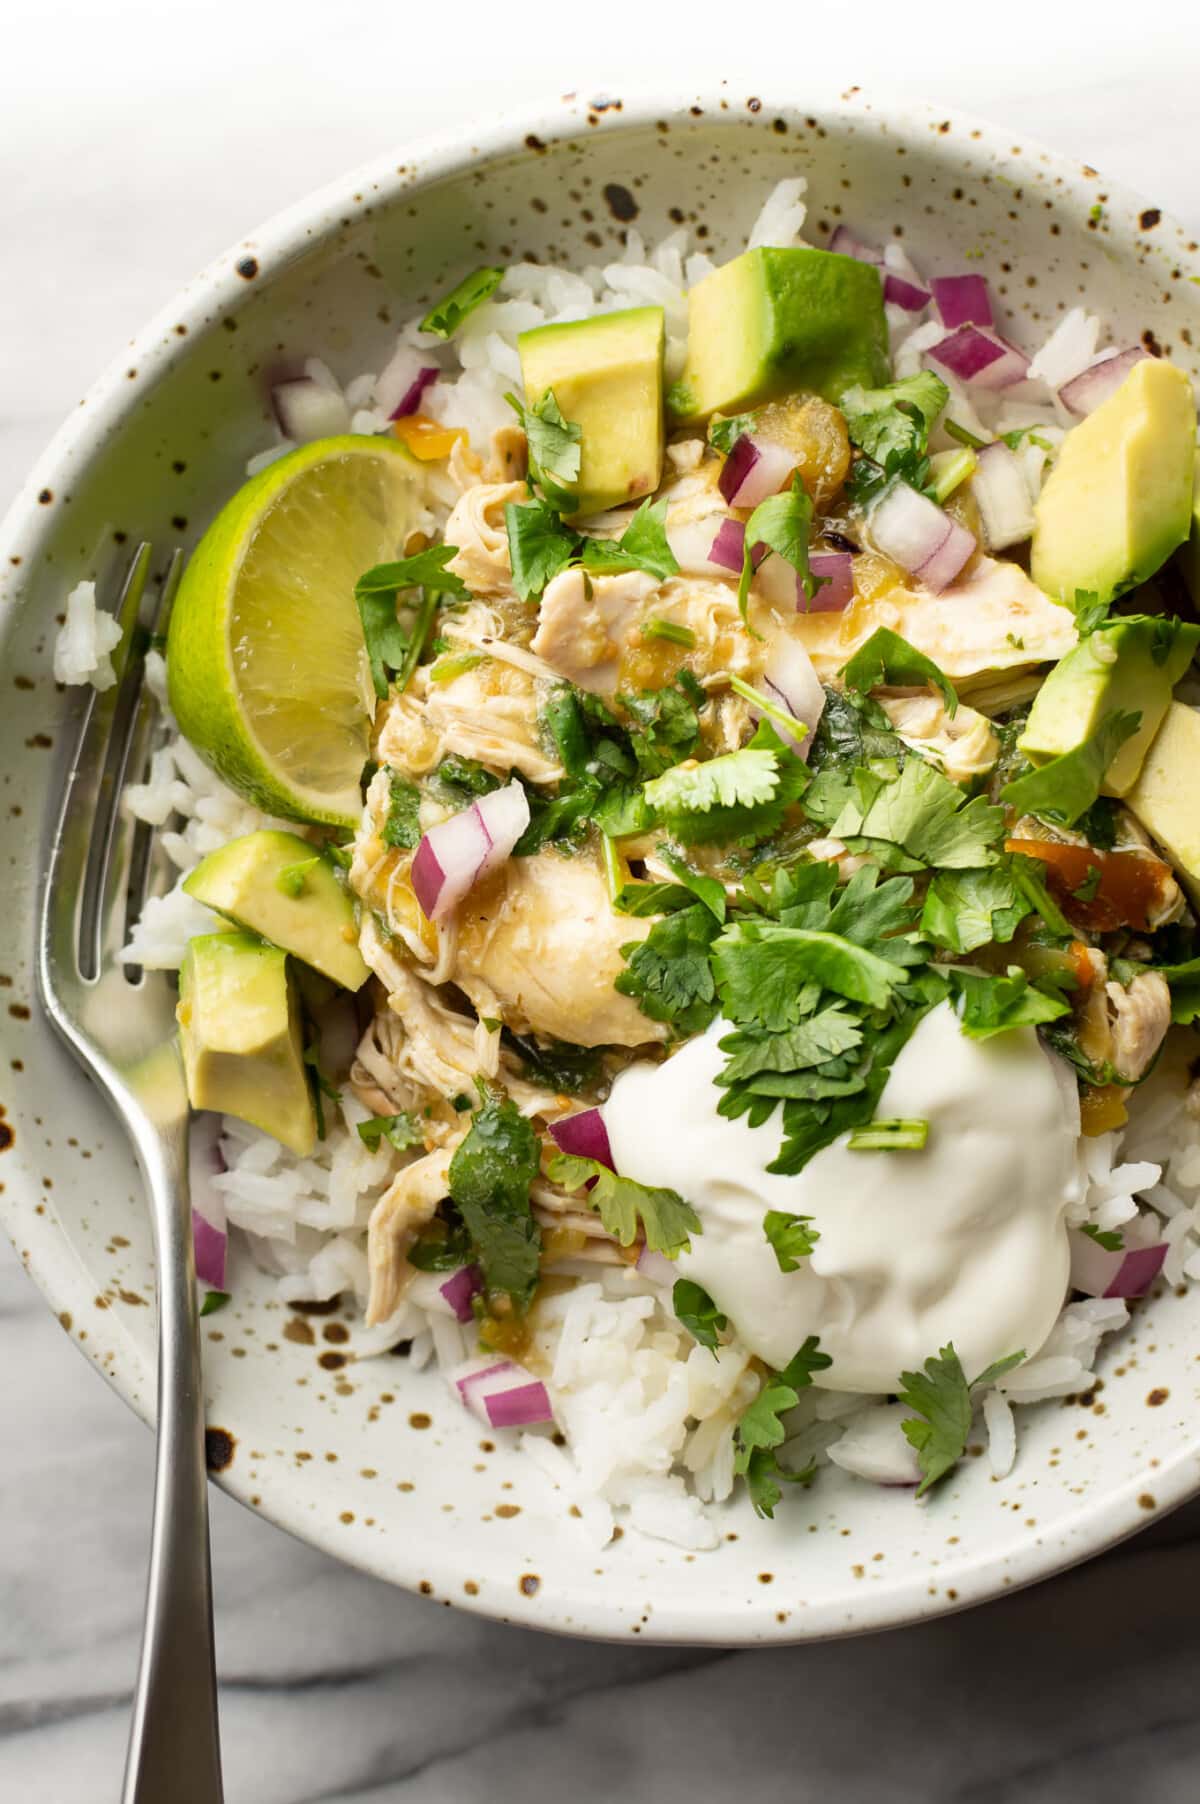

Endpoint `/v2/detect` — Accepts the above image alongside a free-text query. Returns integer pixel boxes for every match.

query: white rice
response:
[49,176,1200,1549]
[52,580,123,690]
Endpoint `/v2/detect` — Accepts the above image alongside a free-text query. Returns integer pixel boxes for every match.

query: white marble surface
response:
[5,5,1200,1798]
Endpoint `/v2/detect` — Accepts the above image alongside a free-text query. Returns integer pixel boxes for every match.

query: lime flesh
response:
[167,435,425,829]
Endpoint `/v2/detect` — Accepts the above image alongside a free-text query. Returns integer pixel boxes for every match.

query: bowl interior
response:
[3,90,1200,1644]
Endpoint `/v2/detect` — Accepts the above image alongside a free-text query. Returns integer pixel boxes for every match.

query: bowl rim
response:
[4,82,1200,1645]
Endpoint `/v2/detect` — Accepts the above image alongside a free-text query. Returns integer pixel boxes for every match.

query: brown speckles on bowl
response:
[322,1322,349,1344]
[317,1350,346,1371]
[0,1120,13,1154]
[408,1412,431,1430]
[1140,208,1162,230]
[37,488,52,505]
[494,1503,520,1520]
[283,1317,314,1346]
[1139,1493,1157,1510]
[235,255,259,280]
[204,1427,235,1473]
[602,182,639,223]
[1147,1387,1169,1407]
[518,1573,541,1598]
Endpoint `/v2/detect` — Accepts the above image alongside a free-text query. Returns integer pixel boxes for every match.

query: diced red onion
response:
[868,481,976,593]
[636,1246,677,1286]
[709,517,749,572]
[826,1402,922,1486]
[972,441,1035,551]
[883,274,931,313]
[438,1265,482,1323]
[718,434,799,508]
[271,377,351,443]
[389,366,439,420]
[929,326,1030,390]
[931,275,994,330]
[1069,1230,1168,1299]
[549,1108,613,1168]
[189,1112,227,1291]
[411,780,530,922]
[1057,346,1148,417]
[829,225,883,265]
[755,636,826,757]
[807,551,854,613]
[666,516,737,577]
[454,1358,554,1428]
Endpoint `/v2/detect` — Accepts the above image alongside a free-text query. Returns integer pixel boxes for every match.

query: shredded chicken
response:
[376,656,561,785]
[484,425,528,484]
[1107,971,1171,1083]
[365,1142,460,1325]
[443,480,526,595]
[531,566,659,693]
[455,848,668,1048]
[879,692,1000,782]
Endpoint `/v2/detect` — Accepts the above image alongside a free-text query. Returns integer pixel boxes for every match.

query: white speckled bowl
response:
[3,88,1200,1645]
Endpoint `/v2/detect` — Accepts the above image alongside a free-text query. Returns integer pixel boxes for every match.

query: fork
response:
[36,545,225,1804]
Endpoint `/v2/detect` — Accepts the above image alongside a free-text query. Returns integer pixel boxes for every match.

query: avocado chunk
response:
[518,306,664,517]
[1031,359,1196,606]
[673,246,889,424]
[183,829,368,990]
[178,932,317,1155]
[1126,700,1200,903]
[1019,615,1200,797]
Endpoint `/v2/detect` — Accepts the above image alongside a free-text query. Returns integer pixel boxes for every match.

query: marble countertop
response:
[4,7,1200,1798]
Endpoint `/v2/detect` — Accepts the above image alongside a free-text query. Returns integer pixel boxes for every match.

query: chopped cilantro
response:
[807,753,1006,870]
[763,1209,820,1270]
[949,965,1073,1038]
[672,1278,728,1352]
[504,498,578,602]
[943,418,989,452]
[645,747,780,816]
[435,755,502,801]
[301,1043,341,1141]
[447,1090,542,1312]
[1071,589,1110,636]
[708,411,758,455]
[355,548,467,699]
[842,626,958,717]
[548,1151,701,1256]
[581,496,680,582]
[499,1028,602,1097]
[382,774,422,850]
[420,265,504,338]
[505,388,582,509]
[1077,797,1119,851]
[1081,1222,1125,1251]
[920,864,1031,953]
[276,855,320,898]
[357,1111,424,1153]
[199,1289,230,1317]
[1072,864,1103,902]
[733,1336,832,1518]
[842,371,948,503]
[898,1342,1024,1495]
[429,650,485,684]
[408,1205,475,1272]
[615,902,721,1036]
[641,618,696,648]
[738,475,816,622]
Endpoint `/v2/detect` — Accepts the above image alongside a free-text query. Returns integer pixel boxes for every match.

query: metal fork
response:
[36,545,224,1804]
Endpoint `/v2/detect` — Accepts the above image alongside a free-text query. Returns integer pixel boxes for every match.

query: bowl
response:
[3,87,1200,1646]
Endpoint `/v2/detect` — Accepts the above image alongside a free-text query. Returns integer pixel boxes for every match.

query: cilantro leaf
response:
[1081,1222,1125,1251]
[200,1289,230,1317]
[808,685,905,773]
[763,1210,820,1271]
[420,265,504,338]
[1001,710,1141,827]
[357,1111,424,1152]
[504,498,579,602]
[920,865,1031,953]
[738,475,816,622]
[949,965,1072,1037]
[615,902,721,1036]
[506,388,582,504]
[898,1342,1024,1495]
[841,371,948,503]
[816,754,1006,870]
[714,922,909,1021]
[842,626,958,717]
[672,1278,728,1351]
[717,1006,863,1083]
[645,748,780,815]
[841,372,949,468]
[618,679,701,779]
[355,547,470,600]
[435,754,502,802]
[1071,589,1110,637]
[382,774,422,850]
[708,411,758,456]
[355,549,467,700]
[355,591,413,701]
[447,1092,542,1311]
[548,1152,701,1256]
[581,497,680,582]
[733,1335,831,1517]
[407,1207,475,1272]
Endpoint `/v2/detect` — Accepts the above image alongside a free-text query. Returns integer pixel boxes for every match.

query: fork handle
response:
[122,1115,224,1804]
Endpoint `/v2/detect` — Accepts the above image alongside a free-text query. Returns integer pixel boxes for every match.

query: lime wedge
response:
[166,435,425,829]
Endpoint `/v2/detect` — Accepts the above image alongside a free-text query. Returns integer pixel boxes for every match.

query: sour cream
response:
[603,1001,1083,1392]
